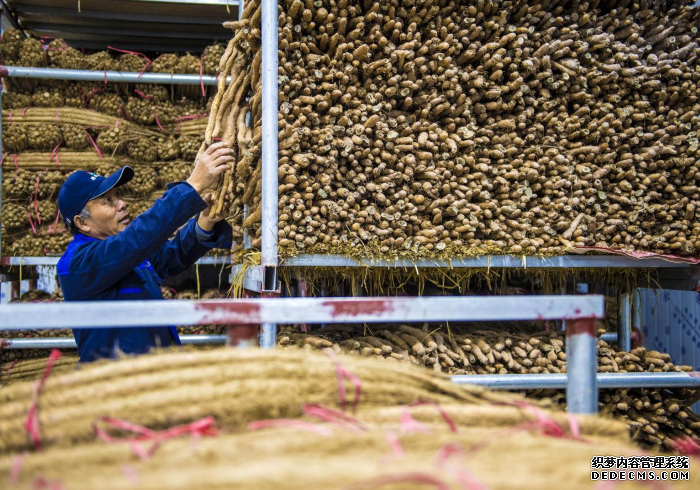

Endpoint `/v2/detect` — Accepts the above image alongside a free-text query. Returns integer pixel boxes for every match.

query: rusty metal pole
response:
[566,318,598,414]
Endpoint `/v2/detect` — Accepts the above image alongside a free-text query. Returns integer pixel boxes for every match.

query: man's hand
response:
[186,142,234,194]
[198,193,226,231]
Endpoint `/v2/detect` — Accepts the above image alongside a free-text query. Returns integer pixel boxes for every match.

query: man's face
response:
[78,187,130,239]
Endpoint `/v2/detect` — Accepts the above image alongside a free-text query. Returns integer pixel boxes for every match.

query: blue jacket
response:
[57,182,232,363]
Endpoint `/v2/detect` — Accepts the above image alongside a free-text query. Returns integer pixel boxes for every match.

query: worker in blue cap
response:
[56,142,235,363]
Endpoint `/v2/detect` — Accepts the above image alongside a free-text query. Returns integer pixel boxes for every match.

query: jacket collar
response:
[72,232,100,244]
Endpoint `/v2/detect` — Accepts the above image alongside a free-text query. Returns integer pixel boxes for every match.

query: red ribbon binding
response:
[27,211,37,235]
[6,358,20,380]
[406,401,458,434]
[51,141,62,170]
[50,207,61,235]
[302,404,368,432]
[107,46,152,78]
[84,130,103,159]
[8,454,24,486]
[93,416,218,460]
[668,436,700,456]
[153,110,166,131]
[24,350,62,451]
[324,349,362,412]
[384,432,404,459]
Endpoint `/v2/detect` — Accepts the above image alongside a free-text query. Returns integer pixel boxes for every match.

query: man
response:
[57,142,235,363]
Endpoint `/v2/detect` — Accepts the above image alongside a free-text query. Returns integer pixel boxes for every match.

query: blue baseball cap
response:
[58,167,134,229]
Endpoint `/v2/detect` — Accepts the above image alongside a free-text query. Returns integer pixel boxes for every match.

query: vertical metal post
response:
[260,0,279,268]
[260,311,277,348]
[566,318,598,414]
[258,0,279,348]
[618,292,632,352]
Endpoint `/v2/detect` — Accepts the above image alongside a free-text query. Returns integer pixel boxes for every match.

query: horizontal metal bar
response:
[26,39,215,53]
[1,66,230,85]
[24,23,230,40]
[2,337,76,349]
[0,335,226,349]
[0,295,605,330]
[281,254,694,269]
[11,0,240,7]
[0,256,230,266]
[110,0,239,5]
[179,334,227,345]
[6,254,691,269]
[13,4,230,25]
[600,333,618,343]
[451,372,700,390]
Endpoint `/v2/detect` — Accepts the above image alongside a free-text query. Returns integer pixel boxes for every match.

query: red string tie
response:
[84,130,103,159]
[668,436,700,456]
[27,211,37,235]
[153,110,165,131]
[51,141,62,170]
[408,401,458,433]
[33,175,41,224]
[384,432,404,459]
[107,46,152,78]
[51,207,61,235]
[324,349,362,412]
[6,358,19,380]
[302,404,368,432]
[24,350,62,451]
[93,415,218,460]
[9,454,24,486]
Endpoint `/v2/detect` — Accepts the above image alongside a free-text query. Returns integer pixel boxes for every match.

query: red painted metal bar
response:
[0,296,605,330]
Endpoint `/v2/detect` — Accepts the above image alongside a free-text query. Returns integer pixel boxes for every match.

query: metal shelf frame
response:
[1,334,226,349]
[0,1,698,417]
[1,66,231,85]
[280,254,695,269]
[2,294,699,415]
[0,256,231,266]
[1,294,611,414]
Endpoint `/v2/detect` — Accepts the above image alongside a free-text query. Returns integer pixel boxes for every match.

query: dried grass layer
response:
[1,348,696,489]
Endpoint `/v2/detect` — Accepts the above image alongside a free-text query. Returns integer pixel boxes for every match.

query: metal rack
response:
[2,334,226,349]
[1,0,699,407]
[1,294,618,414]
[3,295,700,414]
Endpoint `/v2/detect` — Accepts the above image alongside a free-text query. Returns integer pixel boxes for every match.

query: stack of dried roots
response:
[0,348,658,489]
[211,0,700,259]
[278,323,700,450]
[1,31,227,75]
